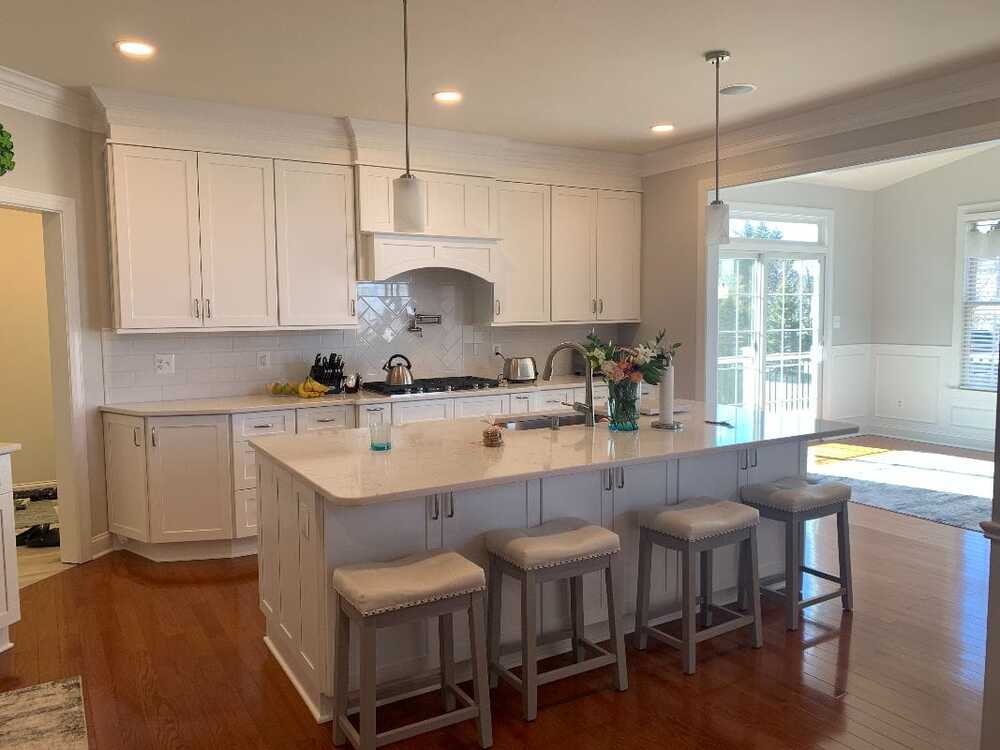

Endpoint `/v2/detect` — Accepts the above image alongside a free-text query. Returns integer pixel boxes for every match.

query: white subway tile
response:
[102,333,133,356]
[133,370,189,387]
[130,334,188,354]
[210,351,256,368]
[232,334,279,351]
[186,368,236,384]
[107,386,164,404]
[105,371,135,388]
[175,353,212,370]
[106,354,154,373]
[184,335,233,352]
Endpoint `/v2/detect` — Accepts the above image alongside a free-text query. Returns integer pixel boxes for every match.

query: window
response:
[728,217,822,243]
[959,215,1000,391]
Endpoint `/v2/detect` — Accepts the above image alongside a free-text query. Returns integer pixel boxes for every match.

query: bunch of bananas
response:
[265,378,330,399]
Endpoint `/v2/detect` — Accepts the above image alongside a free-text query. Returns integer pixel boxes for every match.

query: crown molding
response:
[641,60,1000,177]
[347,118,641,191]
[0,65,101,131]
[91,87,354,163]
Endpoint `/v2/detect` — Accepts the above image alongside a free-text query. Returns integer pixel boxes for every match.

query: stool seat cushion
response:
[639,498,759,541]
[485,517,620,570]
[333,551,485,616]
[741,477,851,512]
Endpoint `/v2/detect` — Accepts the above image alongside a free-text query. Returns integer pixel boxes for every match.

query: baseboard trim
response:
[263,635,332,723]
[13,480,57,493]
[862,420,994,453]
[114,535,257,562]
[90,531,114,559]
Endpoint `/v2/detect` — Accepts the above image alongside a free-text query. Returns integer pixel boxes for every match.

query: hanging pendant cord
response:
[402,0,411,176]
[714,56,720,203]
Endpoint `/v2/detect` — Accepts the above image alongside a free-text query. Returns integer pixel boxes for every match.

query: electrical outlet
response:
[257,351,271,369]
[154,354,175,375]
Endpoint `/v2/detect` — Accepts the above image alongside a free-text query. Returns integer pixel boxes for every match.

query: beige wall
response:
[639,97,1000,400]
[0,103,109,538]
[0,207,56,484]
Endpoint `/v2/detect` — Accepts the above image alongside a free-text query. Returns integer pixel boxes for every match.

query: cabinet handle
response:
[316,418,338,424]
[350,299,356,316]
[133,426,141,447]
[495,299,501,316]
[604,469,614,492]
[751,448,758,468]
[431,495,440,520]
[367,407,384,413]
[151,427,158,448]
[592,298,597,314]
[446,492,455,518]
[740,449,748,471]
[205,298,212,319]
[252,423,274,429]
[193,299,201,319]
[617,466,625,489]
[598,298,605,314]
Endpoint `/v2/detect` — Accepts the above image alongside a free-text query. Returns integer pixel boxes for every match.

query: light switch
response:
[154,354,175,375]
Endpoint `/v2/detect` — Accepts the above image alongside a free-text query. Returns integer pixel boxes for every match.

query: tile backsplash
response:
[103,269,622,404]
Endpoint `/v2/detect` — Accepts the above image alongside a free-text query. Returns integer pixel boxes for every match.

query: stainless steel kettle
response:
[383,354,414,386]
[496,351,538,383]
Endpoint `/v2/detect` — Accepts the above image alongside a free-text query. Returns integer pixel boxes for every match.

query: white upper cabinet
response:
[596,190,641,322]
[357,166,497,237]
[493,182,550,324]
[551,187,598,322]
[275,161,357,326]
[197,153,278,328]
[109,145,202,329]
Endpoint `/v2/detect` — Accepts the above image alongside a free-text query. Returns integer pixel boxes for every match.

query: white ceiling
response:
[3,1,1000,154]
[785,141,1000,191]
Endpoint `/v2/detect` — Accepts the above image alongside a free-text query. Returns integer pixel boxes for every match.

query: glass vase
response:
[606,378,640,432]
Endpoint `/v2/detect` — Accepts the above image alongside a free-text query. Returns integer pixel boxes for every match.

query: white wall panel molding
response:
[825,344,871,422]
[642,61,1000,177]
[0,65,101,131]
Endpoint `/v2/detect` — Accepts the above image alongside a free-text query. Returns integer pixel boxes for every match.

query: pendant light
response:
[704,50,731,245]
[393,0,426,233]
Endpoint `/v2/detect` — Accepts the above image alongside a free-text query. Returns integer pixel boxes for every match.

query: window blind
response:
[960,219,1000,391]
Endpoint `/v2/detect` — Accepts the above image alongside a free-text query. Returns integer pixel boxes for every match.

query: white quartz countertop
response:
[250,401,857,507]
[0,443,21,456]
[98,376,601,417]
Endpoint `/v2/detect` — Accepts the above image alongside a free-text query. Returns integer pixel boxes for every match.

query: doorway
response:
[715,207,831,415]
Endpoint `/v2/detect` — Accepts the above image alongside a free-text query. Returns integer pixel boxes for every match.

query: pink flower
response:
[629,370,643,384]
[611,366,625,382]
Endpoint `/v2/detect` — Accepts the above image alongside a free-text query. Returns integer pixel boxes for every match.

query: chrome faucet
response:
[542,341,595,427]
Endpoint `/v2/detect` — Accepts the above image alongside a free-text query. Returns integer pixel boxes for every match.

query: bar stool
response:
[331,550,493,750]
[634,497,762,675]
[740,477,854,631]
[484,517,628,721]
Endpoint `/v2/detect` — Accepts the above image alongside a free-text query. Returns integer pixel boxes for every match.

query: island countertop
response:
[250,401,857,507]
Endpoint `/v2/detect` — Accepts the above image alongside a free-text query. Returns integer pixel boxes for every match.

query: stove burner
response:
[364,376,501,397]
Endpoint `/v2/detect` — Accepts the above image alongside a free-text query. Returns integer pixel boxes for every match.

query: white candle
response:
[658,365,674,424]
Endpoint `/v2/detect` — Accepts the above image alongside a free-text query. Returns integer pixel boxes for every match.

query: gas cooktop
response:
[363,376,501,397]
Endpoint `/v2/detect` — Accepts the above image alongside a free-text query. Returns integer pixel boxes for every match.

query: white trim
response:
[0,65,101,131]
[90,531,114,559]
[642,61,1000,177]
[114,534,257,562]
[0,185,91,564]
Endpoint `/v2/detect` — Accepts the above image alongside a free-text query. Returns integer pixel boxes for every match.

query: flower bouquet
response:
[583,330,680,432]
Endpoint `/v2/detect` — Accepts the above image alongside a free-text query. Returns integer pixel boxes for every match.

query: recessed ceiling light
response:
[115,39,156,59]
[650,123,675,134]
[720,83,756,96]
[433,90,463,104]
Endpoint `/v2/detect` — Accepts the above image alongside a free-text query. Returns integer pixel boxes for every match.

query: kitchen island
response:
[250,402,856,721]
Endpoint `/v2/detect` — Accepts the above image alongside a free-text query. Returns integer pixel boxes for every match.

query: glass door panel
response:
[717,256,760,408]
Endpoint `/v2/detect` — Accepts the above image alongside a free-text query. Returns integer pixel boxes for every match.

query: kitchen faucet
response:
[542,341,595,427]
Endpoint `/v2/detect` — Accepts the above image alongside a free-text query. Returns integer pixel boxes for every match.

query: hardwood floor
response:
[827,434,993,462]
[17,544,75,588]
[0,504,987,749]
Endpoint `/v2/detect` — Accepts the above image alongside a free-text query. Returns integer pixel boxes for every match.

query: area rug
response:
[808,443,992,532]
[13,499,59,531]
[0,677,88,750]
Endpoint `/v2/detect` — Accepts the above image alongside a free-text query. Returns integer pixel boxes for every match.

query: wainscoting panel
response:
[826,344,870,421]
[873,348,940,424]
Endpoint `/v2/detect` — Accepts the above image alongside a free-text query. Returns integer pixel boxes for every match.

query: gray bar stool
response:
[634,497,763,675]
[331,550,493,750]
[740,477,854,631]
[485,517,628,721]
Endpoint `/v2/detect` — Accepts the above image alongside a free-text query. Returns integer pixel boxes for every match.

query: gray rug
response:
[809,474,989,532]
[0,677,88,750]
[13,500,58,531]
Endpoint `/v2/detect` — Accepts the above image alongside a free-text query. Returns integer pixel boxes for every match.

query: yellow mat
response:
[809,442,889,464]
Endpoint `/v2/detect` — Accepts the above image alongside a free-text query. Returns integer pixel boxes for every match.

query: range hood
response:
[358,231,499,282]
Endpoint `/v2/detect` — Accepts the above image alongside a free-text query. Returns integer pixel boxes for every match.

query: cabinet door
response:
[392,399,455,425]
[103,413,150,542]
[147,415,233,542]
[539,471,607,635]
[109,145,202,329]
[275,161,357,326]
[357,404,391,427]
[596,191,641,321]
[198,153,278,328]
[453,394,510,419]
[610,462,670,616]
[509,393,532,414]
[551,187,597,322]
[234,488,258,539]
[494,182,550,323]
[297,405,355,434]
[530,389,574,412]
[0,456,19,630]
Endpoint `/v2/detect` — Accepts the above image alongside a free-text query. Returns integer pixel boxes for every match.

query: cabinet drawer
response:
[233,410,295,440]
[509,393,532,414]
[392,398,455,425]
[530,389,574,412]
[575,385,609,410]
[297,405,354,434]
[234,441,258,491]
[453,394,510,419]
[234,488,258,539]
[357,403,391,427]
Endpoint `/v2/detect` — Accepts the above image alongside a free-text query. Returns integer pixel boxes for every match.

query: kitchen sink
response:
[499,412,589,430]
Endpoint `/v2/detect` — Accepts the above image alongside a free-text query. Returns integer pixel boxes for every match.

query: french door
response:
[717,252,825,415]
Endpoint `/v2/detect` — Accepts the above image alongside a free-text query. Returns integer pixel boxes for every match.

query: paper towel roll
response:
[658,366,674,423]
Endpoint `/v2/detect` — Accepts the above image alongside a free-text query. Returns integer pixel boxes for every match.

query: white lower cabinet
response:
[392,399,455,425]
[453,394,510,419]
[530,389,575,412]
[297,405,355,434]
[147,415,234,543]
[234,489,258,539]
[509,393,532,414]
[0,455,20,642]
[357,403,392,427]
[103,412,151,541]
[574,384,609,412]
[233,441,259,492]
